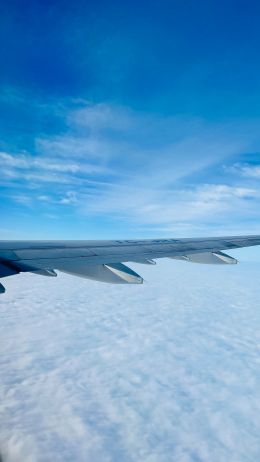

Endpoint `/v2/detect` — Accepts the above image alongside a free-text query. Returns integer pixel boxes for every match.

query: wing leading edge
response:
[0,235,260,293]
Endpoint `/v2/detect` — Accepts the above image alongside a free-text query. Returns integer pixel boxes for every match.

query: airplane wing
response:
[0,235,260,293]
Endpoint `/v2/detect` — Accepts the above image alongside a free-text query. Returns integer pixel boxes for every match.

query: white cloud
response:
[59,191,79,205]
[196,184,258,200]
[1,102,260,232]
[8,193,33,207]
[0,151,108,178]
[1,261,260,461]
[225,163,260,179]
[69,103,136,132]
[36,136,111,160]
[0,152,29,168]
[77,182,259,227]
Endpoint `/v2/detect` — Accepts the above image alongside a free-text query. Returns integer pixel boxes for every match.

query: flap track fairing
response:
[171,251,237,265]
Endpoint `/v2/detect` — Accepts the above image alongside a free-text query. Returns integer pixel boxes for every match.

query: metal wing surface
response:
[0,235,260,292]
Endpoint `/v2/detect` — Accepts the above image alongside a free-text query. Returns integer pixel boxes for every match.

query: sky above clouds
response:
[0,0,260,240]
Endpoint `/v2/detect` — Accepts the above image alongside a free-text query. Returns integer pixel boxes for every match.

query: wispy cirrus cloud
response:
[0,151,109,178]
[78,182,259,227]
[1,97,260,236]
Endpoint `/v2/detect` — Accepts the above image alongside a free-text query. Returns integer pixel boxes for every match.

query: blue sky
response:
[1,0,260,239]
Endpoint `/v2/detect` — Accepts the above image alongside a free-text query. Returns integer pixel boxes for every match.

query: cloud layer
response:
[1,260,260,461]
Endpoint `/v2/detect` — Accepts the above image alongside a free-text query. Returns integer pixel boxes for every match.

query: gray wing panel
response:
[0,235,260,270]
